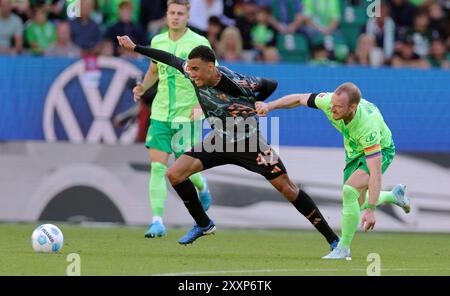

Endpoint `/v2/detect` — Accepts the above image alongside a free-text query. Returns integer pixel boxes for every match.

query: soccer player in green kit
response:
[256,83,411,259]
[132,0,212,238]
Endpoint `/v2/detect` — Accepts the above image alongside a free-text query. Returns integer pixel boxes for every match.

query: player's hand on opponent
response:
[360,209,376,232]
[132,82,144,102]
[117,35,136,51]
[255,102,270,117]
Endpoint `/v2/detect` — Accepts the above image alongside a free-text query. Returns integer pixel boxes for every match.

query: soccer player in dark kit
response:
[118,35,340,252]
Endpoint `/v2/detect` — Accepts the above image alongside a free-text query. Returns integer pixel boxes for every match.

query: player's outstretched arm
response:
[255,93,311,116]
[117,35,185,74]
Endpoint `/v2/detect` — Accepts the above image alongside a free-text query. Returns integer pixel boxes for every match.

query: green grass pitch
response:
[1,223,449,276]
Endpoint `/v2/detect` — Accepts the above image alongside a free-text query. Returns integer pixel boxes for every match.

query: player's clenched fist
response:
[255,102,270,116]
[117,35,136,50]
[132,82,144,102]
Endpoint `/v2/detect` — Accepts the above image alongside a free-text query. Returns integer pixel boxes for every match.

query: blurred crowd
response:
[0,0,449,69]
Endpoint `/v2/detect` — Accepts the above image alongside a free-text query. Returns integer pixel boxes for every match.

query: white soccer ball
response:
[31,224,64,253]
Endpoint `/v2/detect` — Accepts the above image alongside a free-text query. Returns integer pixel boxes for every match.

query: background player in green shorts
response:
[256,82,411,259]
[132,0,212,238]
[117,38,340,249]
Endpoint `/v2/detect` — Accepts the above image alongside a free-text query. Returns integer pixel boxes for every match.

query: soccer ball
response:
[31,224,64,253]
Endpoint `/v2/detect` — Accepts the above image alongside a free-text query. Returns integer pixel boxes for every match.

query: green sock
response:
[360,190,397,210]
[339,185,360,248]
[189,172,205,192]
[149,162,168,217]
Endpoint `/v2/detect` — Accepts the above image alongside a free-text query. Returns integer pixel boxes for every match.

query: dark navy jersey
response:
[135,45,277,142]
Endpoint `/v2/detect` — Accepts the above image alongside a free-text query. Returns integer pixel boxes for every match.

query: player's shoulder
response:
[217,65,233,75]
[316,92,333,103]
[359,99,382,117]
[151,32,169,45]
[318,92,333,99]
[218,66,244,80]
[186,29,211,45]
[355,101,382,134]
[311,92,333,111]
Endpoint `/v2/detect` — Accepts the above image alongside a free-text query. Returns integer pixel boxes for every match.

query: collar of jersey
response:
[167,28,190,43]
[343,105,361,129]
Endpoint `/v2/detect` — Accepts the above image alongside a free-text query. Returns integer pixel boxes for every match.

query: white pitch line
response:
[152,268,450,276]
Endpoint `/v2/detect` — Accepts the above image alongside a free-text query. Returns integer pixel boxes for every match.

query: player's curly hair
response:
[189,46,217,63]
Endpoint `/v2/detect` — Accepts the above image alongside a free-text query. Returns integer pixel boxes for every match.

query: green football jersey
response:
[150,28,211,122]
[25,21,56,54]
[303,0,341,28]
[314,93,395,160]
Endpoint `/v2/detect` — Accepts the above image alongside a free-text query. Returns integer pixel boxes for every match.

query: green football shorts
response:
[343,146,395,183]
[145,119,203,158]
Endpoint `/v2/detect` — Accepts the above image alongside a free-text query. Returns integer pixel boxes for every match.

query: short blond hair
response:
[335,82,361,105]
[167,0,190,10]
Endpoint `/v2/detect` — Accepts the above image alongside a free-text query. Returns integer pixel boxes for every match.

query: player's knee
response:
[167,169,180,185]
[167,168,183,185]
[342,185,360,205]
[279,182,298,201]
[151,162,167,176]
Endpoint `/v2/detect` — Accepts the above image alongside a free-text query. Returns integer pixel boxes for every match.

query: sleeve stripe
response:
[307,93,318,109]
[364,144,381,155]
[366,151,382,159]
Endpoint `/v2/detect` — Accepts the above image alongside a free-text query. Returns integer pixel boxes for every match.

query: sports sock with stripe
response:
[291,189,339,244]
[172,179,211,227]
